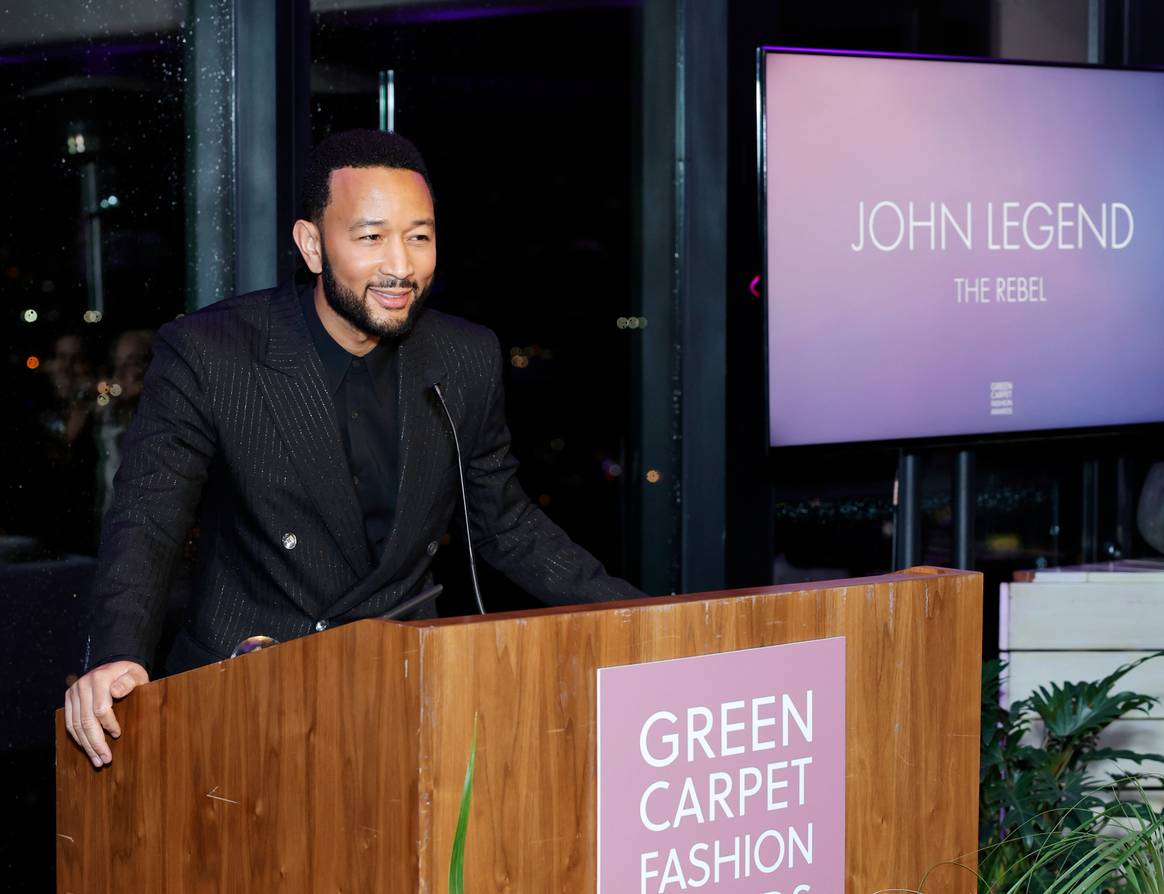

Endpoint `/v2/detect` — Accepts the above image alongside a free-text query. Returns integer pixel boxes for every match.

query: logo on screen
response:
[990,382,1014,416]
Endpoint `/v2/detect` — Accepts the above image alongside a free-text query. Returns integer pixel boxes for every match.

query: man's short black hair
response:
[301,129,432,224]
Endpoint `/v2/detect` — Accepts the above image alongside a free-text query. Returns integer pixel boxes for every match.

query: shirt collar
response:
[299,283,398,401]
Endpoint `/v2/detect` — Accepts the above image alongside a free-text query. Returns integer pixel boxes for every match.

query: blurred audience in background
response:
[8,328,154,558]
[32,332,99,555]
[40,333,97,448]
[93,329,153,518]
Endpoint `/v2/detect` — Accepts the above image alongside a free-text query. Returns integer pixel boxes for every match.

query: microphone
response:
[428,373,487,616]
[380,584,443,621]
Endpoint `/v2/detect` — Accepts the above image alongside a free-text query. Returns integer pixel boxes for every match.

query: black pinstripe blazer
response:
[88,282,642,674]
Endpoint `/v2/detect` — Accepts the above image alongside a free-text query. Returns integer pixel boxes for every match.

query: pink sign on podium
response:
[597,637,845,894]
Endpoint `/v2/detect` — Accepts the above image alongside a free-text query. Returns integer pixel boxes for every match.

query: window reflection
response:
[1,27,185,559]
[1,13,190,889]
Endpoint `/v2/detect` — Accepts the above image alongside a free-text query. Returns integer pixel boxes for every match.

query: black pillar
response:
[186,0,235,311]
[186,0,309,308]
[235,0,311,294]
[637,0,728,596]
[894,451,922,569]
[953,449,975,570]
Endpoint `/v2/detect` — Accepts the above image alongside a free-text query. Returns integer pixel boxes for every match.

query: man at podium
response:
[63,129,642,769]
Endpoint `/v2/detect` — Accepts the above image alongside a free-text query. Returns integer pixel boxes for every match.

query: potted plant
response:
[974,653,1164,893]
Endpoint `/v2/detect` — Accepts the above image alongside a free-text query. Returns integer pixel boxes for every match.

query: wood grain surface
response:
[57,567,981,892]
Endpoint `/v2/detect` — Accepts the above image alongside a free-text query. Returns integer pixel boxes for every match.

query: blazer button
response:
[282,532,298,550]
[314,619,329,632]
[427,540,439,556]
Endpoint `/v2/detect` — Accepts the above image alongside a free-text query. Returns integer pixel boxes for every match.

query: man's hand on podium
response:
[64,660,149,768]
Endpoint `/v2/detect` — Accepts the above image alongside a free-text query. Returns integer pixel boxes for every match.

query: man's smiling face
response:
[314,165,436,345]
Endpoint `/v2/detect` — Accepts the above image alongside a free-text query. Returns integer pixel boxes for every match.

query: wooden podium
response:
[57,567,981,892]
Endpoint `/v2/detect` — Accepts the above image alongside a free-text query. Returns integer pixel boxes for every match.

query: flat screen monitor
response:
[760,48,1164,447]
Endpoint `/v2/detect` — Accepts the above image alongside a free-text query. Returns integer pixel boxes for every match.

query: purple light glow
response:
[0,38,171,68]
[317,0,637,29]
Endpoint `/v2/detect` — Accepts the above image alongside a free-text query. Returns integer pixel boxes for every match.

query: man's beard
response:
[320,250,428,340]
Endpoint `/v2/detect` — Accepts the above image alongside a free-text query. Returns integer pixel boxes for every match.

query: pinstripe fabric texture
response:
[88,282,642,673]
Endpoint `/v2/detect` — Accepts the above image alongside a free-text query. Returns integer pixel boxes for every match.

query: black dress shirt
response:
[299,286,400,559]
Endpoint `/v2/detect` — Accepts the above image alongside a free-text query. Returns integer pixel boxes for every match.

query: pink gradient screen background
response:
[764,52,1164,446]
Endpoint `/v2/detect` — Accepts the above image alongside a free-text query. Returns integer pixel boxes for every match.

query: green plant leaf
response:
[1085,746,1164,766]
[1031,681,1155,744]
[1029,653,1164,754]
[977,652,1164,894]
[448,715,479,894]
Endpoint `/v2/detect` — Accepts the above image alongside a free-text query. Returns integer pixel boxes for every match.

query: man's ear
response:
[292,219,323,274]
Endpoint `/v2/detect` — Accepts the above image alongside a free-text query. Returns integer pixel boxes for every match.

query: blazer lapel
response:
[386,324,449,567]
[255,284,372,580]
